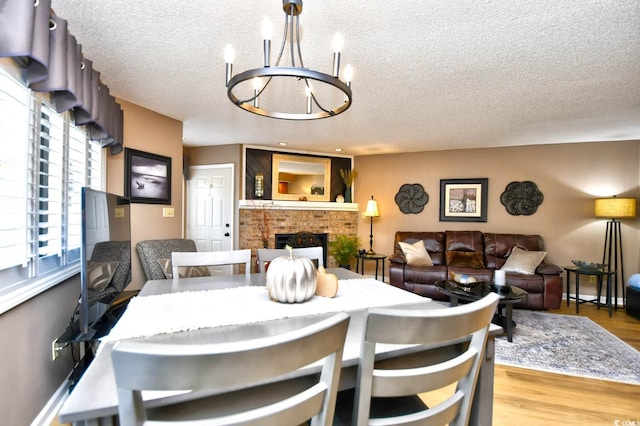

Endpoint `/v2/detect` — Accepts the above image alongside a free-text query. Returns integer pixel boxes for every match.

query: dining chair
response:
[337,292,500,426]
[111,312,350,426]
[136,238,198,280]
[257,246,325,274]
[171,249,252,279]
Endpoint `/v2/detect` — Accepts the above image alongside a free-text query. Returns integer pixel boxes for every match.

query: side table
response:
[355,253,386,282]
[563,265,617,317]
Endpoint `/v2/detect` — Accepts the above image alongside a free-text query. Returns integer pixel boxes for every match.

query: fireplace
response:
[239,205,357,267]
[275,232,329,266]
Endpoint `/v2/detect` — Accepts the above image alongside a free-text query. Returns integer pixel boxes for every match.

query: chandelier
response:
[224,0,353,120]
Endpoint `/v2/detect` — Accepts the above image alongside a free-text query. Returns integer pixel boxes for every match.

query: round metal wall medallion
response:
[500,181,544,216]
[395,183,429,214]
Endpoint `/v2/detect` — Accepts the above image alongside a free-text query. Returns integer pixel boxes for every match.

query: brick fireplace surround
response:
[239,201,359,268]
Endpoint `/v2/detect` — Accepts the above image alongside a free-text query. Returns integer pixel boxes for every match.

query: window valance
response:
[0,0,123,154]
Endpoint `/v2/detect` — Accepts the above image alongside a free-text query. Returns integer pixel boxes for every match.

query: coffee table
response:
[437,280,528,342]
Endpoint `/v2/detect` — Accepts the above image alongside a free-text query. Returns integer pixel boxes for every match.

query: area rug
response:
[494,310,640,385]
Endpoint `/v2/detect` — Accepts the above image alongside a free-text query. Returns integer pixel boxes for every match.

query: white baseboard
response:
[566,293,625,308]
[32,375,70,426]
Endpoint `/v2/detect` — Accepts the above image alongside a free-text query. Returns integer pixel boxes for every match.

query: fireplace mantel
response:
[239,200,359,212]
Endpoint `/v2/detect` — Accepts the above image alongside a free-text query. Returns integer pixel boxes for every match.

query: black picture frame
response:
[439,178,488,222]
[124,148,171,204]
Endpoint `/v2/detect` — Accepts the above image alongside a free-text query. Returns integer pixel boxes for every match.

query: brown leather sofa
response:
[388,231,563,310]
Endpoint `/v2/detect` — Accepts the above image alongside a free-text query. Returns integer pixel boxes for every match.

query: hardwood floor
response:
[421,301,640,425]
[53,301,640,426]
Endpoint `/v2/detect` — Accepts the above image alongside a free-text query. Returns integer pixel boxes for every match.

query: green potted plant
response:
[329,234,360,269]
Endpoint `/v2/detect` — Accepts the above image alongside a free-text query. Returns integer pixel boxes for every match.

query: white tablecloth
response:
[102,278,425,343]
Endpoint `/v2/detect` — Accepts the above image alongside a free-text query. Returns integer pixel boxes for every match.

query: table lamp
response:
[364,196,380,256]
[595,196,637,306]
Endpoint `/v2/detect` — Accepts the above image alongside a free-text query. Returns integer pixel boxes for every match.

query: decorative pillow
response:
[500,246,547,275]
[87,261,119,292]
[157,258,211,279]
[398,240,433,267]
[446,251,484,268]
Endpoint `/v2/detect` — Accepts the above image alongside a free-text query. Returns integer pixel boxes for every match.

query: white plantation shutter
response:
[36,102,65,266]
[0,69,30,270]
[0,64,106,301]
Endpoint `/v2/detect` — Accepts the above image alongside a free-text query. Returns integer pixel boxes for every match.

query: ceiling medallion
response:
[224,0,353,120]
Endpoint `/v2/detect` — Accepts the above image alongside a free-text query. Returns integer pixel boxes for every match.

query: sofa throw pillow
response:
[500,246,546,275]
[446,251,485,268]
[398,240,433,267]
[157,258,211,279]
[87,261,119,292]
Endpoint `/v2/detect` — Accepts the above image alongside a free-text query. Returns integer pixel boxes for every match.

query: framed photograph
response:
[439,178,488,222]
[124,148,171,204]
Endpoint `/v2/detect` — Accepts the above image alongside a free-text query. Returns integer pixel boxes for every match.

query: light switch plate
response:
[162,207,175,218]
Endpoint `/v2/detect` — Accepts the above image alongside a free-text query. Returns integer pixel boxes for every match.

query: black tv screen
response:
[79,188,131,338]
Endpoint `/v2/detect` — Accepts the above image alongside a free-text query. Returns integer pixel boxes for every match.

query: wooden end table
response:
[355,253,386,282]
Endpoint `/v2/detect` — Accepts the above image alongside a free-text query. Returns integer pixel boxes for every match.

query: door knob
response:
[224,232,230,237]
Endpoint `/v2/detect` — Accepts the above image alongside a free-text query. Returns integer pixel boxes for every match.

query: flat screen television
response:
[78,187,131,339]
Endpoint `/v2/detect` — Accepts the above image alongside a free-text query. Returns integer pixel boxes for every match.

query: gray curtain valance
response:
[0,0,123,154]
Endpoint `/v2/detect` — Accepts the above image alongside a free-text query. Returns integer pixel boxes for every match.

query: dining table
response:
[58,268,500,425]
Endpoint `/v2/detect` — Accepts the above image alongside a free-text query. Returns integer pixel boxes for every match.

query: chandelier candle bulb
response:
[224,44,234,85]
[262,17,272,67]
[332,32,343,77]
[252,78,261,108]
[344,64,353,85]
[306,86,312,114]
[495,270,506,287]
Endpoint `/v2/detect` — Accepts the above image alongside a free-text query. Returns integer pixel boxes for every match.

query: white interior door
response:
[186,165,234,274]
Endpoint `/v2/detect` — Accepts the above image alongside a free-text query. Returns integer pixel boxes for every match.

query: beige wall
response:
[107,100,185,289]
[0,275,79,425]
[353,140,640,295]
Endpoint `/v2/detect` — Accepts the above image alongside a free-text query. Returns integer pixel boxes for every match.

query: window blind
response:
[0,63,106,301]
[0,69,29,270]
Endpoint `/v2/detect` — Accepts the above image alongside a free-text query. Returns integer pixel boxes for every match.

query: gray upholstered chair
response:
[136,239,197,281]
[111,312,350,426]
[88,240,131,305]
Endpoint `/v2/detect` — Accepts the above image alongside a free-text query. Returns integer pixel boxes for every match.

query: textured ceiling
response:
[51,0,640,156]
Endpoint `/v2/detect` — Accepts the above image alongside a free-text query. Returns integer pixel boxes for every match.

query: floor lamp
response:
[364,196,380,256]
[595,196,637,307]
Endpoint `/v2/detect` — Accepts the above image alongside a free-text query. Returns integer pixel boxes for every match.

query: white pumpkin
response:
[266,246,317,303]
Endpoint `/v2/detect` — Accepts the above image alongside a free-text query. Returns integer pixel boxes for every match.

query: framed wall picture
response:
[124,148,171,204]
[439,178,488,222]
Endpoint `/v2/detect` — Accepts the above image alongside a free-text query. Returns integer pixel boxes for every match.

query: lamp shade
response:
[595,197,636,219]
[364,197,379,217]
